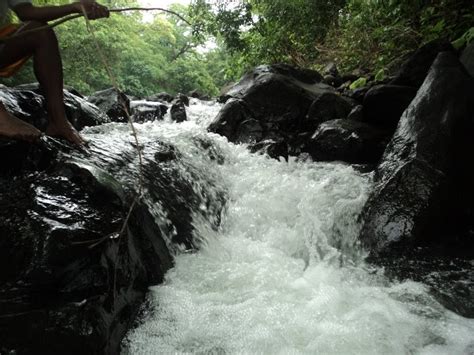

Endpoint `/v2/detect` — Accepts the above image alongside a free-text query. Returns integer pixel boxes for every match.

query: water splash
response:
[102,99,474,354]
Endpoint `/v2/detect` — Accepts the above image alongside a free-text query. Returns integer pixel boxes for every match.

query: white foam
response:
[113,100,474,354]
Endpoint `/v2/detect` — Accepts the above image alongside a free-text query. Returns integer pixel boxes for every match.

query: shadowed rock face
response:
[362,84,417,130]
[360,51,474,255]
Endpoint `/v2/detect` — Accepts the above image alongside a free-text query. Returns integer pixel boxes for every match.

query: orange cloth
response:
[0,24,31,78]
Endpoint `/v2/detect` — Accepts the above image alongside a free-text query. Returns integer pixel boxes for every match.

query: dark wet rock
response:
[340,73,359,84]
[130,101,168,123]
[390,39,455,88]
[369,244,474,318]
[235,119,264,144]
[344,86,370,103]
[302,92,354,132]
[363,84,417,130]
[301,119,388,164]
[88,88,131,123]
[323,62,339,77]
[460,40,474,77]
[0,84,109,131]
[0,88,227,352]
[0,131,226,353]
[249,139,289,161]
[170,99,187,122]
[176,93,190,107]
[209,64,335,155]
[347,105,364,122]
[188,90,210,101]
[146,92,174,103]
[209,99,252,142]
[360,52,474,255]
[322,63,343,87]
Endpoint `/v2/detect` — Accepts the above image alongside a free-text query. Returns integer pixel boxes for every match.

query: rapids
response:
[88,100,474,354]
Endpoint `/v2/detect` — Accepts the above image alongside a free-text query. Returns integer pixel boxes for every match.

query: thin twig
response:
[81,7,146,303]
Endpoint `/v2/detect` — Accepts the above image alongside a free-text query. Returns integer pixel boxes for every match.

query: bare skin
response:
[0,102,41,142]
[0,1,109,145]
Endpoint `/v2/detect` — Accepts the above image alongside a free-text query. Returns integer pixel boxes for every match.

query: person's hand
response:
[73,1,109,20]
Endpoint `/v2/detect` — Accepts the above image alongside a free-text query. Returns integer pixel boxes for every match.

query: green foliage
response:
[1,0,230,97]
[452,27,474,49]
[349,77,367,90]
[189,0,346,69]
[322,0,474,73]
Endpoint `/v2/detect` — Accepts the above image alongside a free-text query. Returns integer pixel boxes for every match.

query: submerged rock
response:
[360,51,474,254]
[88,88,131,123]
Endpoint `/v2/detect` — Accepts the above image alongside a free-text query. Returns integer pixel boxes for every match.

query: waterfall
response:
[84,99,473,354]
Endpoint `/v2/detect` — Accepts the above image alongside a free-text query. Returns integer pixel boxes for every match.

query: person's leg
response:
[0,21,83,145]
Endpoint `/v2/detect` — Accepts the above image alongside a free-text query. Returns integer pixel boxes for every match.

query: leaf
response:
[349,77,367,90]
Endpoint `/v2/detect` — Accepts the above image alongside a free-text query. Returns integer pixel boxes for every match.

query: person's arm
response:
[13,1,109,23]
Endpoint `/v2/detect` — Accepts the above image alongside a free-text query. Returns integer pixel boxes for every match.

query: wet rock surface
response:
[302,119,388,164]
[170,98,187,122]
[360,52,474,253]
[359,52,474,315]
[0,92,226,353]
[0,84,109,131]
[130,100,168,123]
[88,88,131,123]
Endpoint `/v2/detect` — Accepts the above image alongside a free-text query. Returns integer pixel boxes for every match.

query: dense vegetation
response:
[1,0,473,97]
[2,0,226,97]
[192,0,474,75]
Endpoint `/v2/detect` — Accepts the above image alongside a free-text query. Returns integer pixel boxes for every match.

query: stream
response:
[84,99,474,354]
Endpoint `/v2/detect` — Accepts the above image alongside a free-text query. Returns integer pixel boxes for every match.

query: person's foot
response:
[0,105,42,143]
[46,120,85,146]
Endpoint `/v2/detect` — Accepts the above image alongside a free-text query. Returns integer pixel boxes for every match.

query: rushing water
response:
[86,100,474,354]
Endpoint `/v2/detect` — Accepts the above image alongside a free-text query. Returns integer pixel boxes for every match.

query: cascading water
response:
[84,99,473,354]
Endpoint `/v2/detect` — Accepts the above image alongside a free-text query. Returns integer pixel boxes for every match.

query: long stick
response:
[0,7,191,43]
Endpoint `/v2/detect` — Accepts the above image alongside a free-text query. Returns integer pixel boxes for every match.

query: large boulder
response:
[362,84,417,130]
[209,64,335,150]
[88,88,131,123]
[390,39,455,88]
[359,51,474,255]
[301,119,388,164]
[0,91,226,353]
[0,84,109,131]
